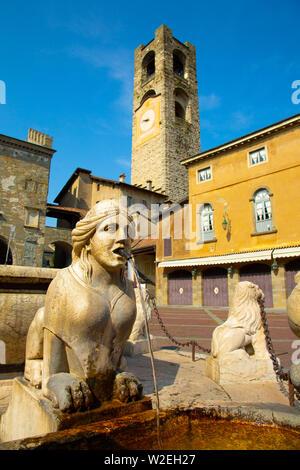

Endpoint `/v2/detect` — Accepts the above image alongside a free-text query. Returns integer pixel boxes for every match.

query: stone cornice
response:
[0,134,56,157]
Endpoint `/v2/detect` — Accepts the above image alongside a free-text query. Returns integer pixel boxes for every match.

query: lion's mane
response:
[211,281,265,359]
[223,281,263,335]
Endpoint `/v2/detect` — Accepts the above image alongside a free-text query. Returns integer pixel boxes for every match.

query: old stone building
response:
[131,24,201,203]
[0,129,82,269]
[0,130,55,267]
[156,113,300,309]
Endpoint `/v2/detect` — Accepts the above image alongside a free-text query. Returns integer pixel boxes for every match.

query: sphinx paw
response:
[113,372,143,403]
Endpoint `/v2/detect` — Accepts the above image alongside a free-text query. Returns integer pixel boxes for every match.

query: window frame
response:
[163,237,172,257]
[250,188,277,235]
[24,207,40,229]
[196,166,212,184]
[197,203,216,243]
[248,146,268,168]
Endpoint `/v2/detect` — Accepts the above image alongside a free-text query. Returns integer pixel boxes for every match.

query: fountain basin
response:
[1,405,300,450]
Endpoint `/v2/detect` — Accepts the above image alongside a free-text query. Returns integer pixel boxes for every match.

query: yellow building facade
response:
[156,114,300,309]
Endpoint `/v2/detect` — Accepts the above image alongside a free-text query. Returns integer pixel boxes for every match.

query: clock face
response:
[140,109,155,132]
[135,95,161,147]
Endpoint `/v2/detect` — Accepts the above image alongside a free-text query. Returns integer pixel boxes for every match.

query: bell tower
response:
[131,25,201,203]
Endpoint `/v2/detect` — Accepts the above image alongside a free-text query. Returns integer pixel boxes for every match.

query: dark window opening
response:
[173,50,186,77]
[142,51,155,83]
[147,58,155,78]
[164,238,172,257]
[174,88,188,121]
[173,55,184,76]
[0,238,12,265]
[175,101,185,119]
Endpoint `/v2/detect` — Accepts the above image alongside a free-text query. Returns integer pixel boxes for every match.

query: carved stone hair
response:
[71,200,134,283]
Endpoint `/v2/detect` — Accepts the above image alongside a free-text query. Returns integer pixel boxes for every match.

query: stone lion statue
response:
[287,271,300,339]
[24,200,143,413]
[211,281,268,361]
[287,271,300,391]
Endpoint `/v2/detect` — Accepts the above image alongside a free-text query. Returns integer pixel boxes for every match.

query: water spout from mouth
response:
[120,249,162,449]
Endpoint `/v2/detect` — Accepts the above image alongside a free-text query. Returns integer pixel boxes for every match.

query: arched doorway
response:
[168,270,192,305]
[239,263,273,307]
[44,241,72,268]
[0,236,13,264]
[285,259,300,298]
[202,267,228,306]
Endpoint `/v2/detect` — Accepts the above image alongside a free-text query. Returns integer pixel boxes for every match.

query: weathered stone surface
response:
[128,286,152,341]
[0,377,61,442]
[22,201,143,412]
[131,25,201,203]
[0,135,55,267]
[207,282,278,384]
[287,271,300,339]
[124,337,167,357]
[0,265,59,364]
[290,363,300,390]
[0,377,151,442]
[205,354,276,385]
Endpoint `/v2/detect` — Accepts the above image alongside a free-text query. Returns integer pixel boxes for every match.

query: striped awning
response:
[157,245,300,268]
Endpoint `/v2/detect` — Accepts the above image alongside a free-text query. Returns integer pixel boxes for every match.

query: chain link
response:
[146,290,211,354]
[146,290,299,406]
[258,297,300,406]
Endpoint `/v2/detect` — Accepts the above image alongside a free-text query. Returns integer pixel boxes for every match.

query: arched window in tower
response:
[254,189,273,232]
[142,51,155,83]
[174,88,188,120]
[140,89,156,107]
[173,50,186,77]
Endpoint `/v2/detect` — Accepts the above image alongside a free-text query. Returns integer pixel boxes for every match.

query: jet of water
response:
[120,249,162,449]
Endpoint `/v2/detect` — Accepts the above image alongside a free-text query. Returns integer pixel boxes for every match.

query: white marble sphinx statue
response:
[1,200,148,441]
[23,199,143,412]
[206,281,277,384]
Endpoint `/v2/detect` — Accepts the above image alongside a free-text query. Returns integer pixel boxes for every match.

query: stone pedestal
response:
[0,377,152,443]
[206,355,277,385]
[124,337,167,357]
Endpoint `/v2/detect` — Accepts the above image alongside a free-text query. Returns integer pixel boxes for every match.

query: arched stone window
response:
[43,241,72,268]
[253,189,273,232]
[174,88,188,120]
[173,49,186,77]
[142,51,155,83]
[199,204,214,242]
[140,89,156,106]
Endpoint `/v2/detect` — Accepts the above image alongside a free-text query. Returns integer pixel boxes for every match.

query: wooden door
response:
[285,259,300,299]
[202,267,228,306]
[239,263,273,307]
[168,270,193,305]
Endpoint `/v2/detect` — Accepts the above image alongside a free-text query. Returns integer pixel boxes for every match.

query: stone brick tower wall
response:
[0,132,55,267]
[131,25,201,203]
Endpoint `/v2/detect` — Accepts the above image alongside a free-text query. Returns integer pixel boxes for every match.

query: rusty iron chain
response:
[258,297,288,380]
[145,289,299,406]
[146,290,211,354]
[258,297,300,406]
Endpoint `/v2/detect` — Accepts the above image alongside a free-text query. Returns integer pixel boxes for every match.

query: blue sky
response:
[0,0,299,203]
